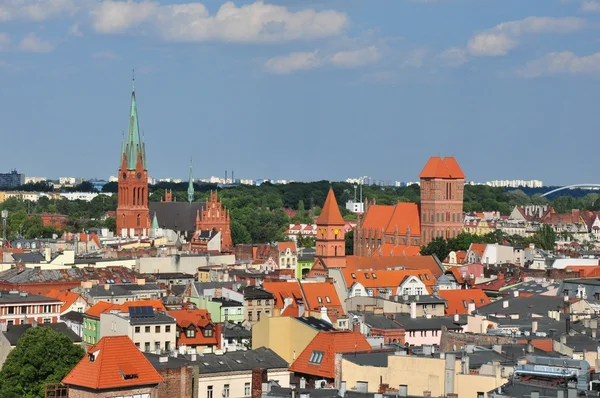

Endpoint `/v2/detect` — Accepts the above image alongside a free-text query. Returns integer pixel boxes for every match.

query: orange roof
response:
[45,289,84,313]
[565,266,600,278]
[360,205,396,232]
[438,289,490,315]
[385,203,421,236]
[373,243,421,257]
[85,299,166,318]
[342,268,437,292]
[85,301,120,318]
[277,241,297,253]
[262,281,303,310]
[169,309,218,346]
[62,335,163,390]
[517,338,554,352]
[345,255,444,278]
[300,281,344,315]
[316,189,345,226]
[289,331,371,378]
[419,156,465,179]
[469,243,486,258]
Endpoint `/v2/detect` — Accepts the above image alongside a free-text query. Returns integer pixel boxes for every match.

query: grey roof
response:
[362,313,403,330]
[149,202,205,235]
[504,281,558,295]
[294,316,336,332]
[393,294,446,305]
[393,314,463,331]
[11,252,45,263]
[342,350,395,367]
[212,297,243,307]
[129,312,175,325]
[3,323,82,345]
[62,310,84,323]
[0,267,143,284]
[476,295,566,317]
[144,352,193,370]
[150,273,195,280]
[0,290,59,304]
[86,283,163,298]
[268,386,340,397]
[242,286,274,300]
[564,334,600,352]
[221,321,251,339]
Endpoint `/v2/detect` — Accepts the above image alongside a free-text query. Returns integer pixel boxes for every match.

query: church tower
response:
[419,156,465,245]
[315,188,346,268]
[116,77,149,237]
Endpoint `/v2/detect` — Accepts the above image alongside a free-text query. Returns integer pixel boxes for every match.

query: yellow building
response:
[252,316,335,364]
[463,219,496,236]
[338,351,506,398]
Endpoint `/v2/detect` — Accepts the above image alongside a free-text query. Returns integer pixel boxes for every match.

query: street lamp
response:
[1,210,7,245]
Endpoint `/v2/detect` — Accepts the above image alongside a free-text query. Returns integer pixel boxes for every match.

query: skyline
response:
[1,1,599,185]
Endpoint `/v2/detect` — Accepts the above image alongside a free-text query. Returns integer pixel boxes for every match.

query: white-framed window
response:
[223,384,230,398]
[245,382,251,396]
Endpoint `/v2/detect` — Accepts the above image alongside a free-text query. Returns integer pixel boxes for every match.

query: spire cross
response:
[132,68,135,91]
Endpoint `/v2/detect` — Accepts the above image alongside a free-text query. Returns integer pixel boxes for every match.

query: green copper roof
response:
[151,212,159,229]
[121,78,147,170]
[187,158,194,204]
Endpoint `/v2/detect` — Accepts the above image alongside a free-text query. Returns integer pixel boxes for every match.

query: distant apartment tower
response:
[0,170,24,189]
[419,157,465,245]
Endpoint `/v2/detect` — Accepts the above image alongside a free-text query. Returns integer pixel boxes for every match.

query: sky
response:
[1,0,600,185]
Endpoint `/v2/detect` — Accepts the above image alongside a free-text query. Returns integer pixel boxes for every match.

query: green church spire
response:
[121,71,146,170]
[151,212,159,229]
[187,157,195,204]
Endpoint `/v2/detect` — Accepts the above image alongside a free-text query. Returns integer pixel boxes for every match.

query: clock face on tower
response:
[137,172,142,179]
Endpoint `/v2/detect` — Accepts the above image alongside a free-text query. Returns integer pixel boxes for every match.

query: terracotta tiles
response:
[316,189,345,225]
[438,289,491,315]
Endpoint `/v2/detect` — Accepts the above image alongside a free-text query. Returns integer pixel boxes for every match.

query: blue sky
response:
[1,0,599,185]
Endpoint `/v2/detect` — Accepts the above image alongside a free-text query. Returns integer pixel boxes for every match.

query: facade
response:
[99,307,176,353]
[314,189,347,269]
[116,79,150,237]
[194,191,233,251]
[242,286,274,325]
[168,308,219,354]
[0,290,62,325]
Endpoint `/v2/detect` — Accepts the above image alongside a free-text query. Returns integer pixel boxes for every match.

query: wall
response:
[138,255,236,275]
[439,327,515,352]
[157,365,193,398]
[404,329,444,346]
[197,369,290,398]
[252,317,317,364]
[0,332,12,368]
[67,385,158,398]
[100,313,176,353]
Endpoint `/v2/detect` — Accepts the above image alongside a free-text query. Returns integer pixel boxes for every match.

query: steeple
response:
[151,212,159,229]
[122,73,146,170]
[316,188,345,225]
[187,158,194,204]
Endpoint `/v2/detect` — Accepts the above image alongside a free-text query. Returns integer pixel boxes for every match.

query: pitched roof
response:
[360,205,396,232]
[372,243,421,257]
[169,309,218,346]
[316,189,345,226]
[45,289,84,313]
[289,331,371,379]
[300,281,344,315]
[342,268,437,292]
[85,301,120,318]
[419,156,465,179]
[385,203,421,236]
[262,281,304,310]
[438,289,491,315]
[85,299,166,319]
[345,255,444,278]
[468,243,487,258]
[62,335,163,390]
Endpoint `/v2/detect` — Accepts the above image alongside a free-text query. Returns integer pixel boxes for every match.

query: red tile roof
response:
[45,289,84,313]
[169,309,218,347]
[342,268,437,293]
[517,338,553,352]
[385,203,421,236]
[85,301,120,318]
[438,289,491,315]
[469,243,486,258]
[62,335,163,390]
[419,156,465,179]
[277,241,297,254]
[316,189,345,225]
[289,331,371,379]
[300,281,344,315]
[372,243,421,257]
[262,281,304,310]
[85,300,166,318]
[345,255,444,278]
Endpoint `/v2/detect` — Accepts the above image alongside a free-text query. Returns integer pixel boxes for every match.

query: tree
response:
[345,230,354,255]
[231,220,251,245]
[420,237,449,260]
[104,217,116,232]
[532,224,557,251]
[0,326,85,398]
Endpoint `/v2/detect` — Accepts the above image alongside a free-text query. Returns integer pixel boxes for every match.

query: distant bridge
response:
[541,184,600,197]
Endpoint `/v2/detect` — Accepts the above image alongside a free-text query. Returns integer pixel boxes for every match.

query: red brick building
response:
[193,190,232,251]
[29,212,68,229]
[116,79,150,237]
[314,188,346,269]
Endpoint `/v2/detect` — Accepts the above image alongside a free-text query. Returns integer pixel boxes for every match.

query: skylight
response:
[325,296,331,303]
[317,297,323,303]
[351,273,356,279]
[308,350,325,364]
[365,273,370,279]
[372,273,377,279]
[462,300,467,308]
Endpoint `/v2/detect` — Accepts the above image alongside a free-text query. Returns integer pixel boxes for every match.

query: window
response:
[364,273,370,279]
[372,273,377,279]
[20,319,25,325]
[204,329,213,337]
[257,311,261,321]
[186,328,196,338]
[237,308,242,315]
[224,309,229,316]
[43,318,50,323]
[135,342,141,349]
[325,296,331,303]
[20,306,27,314]
[424,274,430,281]
[432,304,437,309]
[155,326,161,333]
[415,287,423,295]
[367,289,374,297]
[477,393,484,398]
[308,350,325,364]
[223,384,230,398]
[351,273,356,279]
[245,382,251,396]
[248,311,253,322]
[462,300,467,308]
[7,320,13,326]
[7,307,14,314]
[145,326,150,333]
[207,385,213,398]
[155,342,161,352]
[317,296,323,303]
[421,331,425,337]
[418,274,423,281]
[135,326,140,333]
[144,342,150,352]
[165,341,171,351]
[166,325,171,333]
[257,300,262,306]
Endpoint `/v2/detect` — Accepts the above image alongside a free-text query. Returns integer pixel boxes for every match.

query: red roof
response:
[345,255,444,278]
[438,289,491,315]
[342,268,437,293]
[419,156,465,179]
[85,301,120,318]
[300,280,344,315]
[469,243,486,258]
[289,331,371,379]
[169,309,218,346]
[517,338,553,352]
[277,241,297,254]
[45,289,84,313]
[373,243,421,257]
[262,281,304,310]
[316,189,345,226]
[385,203,421,236]
[62,336,163,390]
[85,300,166,318]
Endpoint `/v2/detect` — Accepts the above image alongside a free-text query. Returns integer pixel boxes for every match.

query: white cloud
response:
[330,46,380,68]
[0,33,11,52]
[89,1,348,43]
[516,51,600,78]
[69,23,83,37]
[264,51,321,74]
[467,16,586,56]
[265,46,381,74]
[437,47,469,67]
[93,50,119,59]
[0,0,78,21]
[580,1,600,12]
[19,33,55,53]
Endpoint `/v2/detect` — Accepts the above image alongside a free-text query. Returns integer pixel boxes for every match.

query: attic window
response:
[308,350,325,364]
[462,300,467,308]
[317,297,323,304]
[325,296,331,303]
[372,273,377,279]
[351,273,356,279]
[235,359,243,364]
[418,275,423,281]
[186,329,196,338]
[424,274,430,281]
[365,273,370,279]
[480,299,485,304]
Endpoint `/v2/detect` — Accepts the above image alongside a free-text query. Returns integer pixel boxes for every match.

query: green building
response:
[192,296,244,323]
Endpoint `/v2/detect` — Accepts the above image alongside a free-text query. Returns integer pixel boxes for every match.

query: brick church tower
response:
[195,191,233,251]
[419,156,465,245]
[116,78,149,237]
[315,188,346,268]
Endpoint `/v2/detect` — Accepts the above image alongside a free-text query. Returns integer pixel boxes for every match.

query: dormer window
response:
[365,273,370,279]
[351,273,356,279]
[186,328,196,338]
[424,274,430,281]
[204,329,213,337]
[317,297,323,304]
[372,273,377,279]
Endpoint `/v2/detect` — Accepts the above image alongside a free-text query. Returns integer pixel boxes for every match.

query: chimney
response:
[502,300,509,308]
[251,368,268,398]
[104,284,110,291]
[560,335,567,345]
[339,381,346,398]
[532,320,538,334]
[593,329,597,339]
[410,302,417,319]
[299,378,306,389]
[527,341,534,353]
[513,290,519,297]
[467,302,475,315]
[453,314,459,322]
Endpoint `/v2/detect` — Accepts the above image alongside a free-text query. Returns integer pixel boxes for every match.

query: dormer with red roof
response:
[315,189,346,269]
[419,156,465,245]
[169,308,219,353]
[62,335,163,395]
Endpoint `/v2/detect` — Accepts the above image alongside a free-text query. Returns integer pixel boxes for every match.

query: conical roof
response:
[316,189,345,225]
